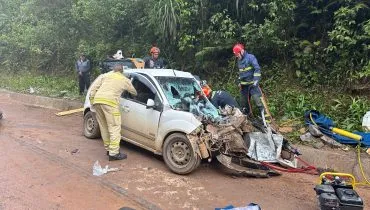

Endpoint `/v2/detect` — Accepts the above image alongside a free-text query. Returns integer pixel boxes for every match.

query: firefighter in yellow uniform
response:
[89,64,137,161]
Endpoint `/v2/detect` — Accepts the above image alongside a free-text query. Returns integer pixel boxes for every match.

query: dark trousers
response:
[78,72,90,94]
[240,84,263,115]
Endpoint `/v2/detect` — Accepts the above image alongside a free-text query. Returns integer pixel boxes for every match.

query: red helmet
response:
[233,44,244,55]
[150,47,160,54]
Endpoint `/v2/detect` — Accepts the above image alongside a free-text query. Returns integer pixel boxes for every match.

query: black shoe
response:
[109,153,127,161]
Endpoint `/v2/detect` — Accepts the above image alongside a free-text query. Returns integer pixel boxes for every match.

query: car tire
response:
[83,111,101,139]
[163,133,201,175]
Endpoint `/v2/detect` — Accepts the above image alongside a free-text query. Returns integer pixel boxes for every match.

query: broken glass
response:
[155,76,220,122]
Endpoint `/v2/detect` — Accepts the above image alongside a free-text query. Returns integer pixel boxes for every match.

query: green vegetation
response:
[210,66,370,133]
[0,0,369,139]
[0,71,81,99]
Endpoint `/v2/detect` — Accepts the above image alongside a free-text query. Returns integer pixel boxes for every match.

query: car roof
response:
[124,68,194,78]
[103,58,143,61]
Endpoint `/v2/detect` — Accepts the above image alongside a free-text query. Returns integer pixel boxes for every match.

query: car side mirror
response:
[146,99,155,109]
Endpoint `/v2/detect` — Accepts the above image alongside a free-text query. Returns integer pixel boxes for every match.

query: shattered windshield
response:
[155,76,220,122]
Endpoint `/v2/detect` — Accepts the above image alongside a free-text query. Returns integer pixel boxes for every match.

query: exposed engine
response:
[181,97,296,177]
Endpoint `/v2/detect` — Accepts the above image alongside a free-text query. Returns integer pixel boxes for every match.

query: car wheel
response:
[163,133,201,175]
[83,111,101,139]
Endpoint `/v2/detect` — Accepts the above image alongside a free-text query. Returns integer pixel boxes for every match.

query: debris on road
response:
[70,148,79,155]
[56,108,84,116]
[300,132,316,142]
[320,135,343,148]
[29,86,35,94]
[308,124,323,137]
[299,127,306,134]
[92,160,120,176]
[215,202,262,210]
[278,126,293,133]
[312,141,325,149]
[143,167,152,171]
[58,90,68,97]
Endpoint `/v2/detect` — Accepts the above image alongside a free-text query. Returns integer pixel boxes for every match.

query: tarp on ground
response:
[304,110,370,147]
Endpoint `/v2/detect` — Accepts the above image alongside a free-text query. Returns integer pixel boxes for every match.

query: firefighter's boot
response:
[109,152,127,161]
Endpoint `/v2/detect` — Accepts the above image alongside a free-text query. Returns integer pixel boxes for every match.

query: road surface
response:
[0,93,369,210]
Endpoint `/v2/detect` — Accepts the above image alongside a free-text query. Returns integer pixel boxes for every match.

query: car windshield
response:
[155,76,220,122]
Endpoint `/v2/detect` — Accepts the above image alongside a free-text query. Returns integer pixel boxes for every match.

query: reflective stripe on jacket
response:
[89,71,137,108]
[237,52,261,85]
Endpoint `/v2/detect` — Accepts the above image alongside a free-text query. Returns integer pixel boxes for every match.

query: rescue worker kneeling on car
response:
[89,64,137,161]
[202,84,239,109]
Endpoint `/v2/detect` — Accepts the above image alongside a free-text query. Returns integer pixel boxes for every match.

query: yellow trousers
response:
[94,104,121,156]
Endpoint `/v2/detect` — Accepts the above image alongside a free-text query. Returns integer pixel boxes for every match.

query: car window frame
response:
[122,73,163,111]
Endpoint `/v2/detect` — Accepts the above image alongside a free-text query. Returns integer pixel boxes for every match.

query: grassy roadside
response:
[0,70,85,101]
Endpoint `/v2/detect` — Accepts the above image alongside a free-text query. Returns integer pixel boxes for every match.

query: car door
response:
[120,73,162,149]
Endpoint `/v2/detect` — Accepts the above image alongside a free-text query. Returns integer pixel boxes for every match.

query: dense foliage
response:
[0,0,369,132]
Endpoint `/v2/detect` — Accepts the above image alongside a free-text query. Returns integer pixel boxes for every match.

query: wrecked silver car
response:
[83,69,297,177]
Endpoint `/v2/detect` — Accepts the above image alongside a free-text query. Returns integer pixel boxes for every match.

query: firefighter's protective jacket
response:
[237,52,261,85]
[89,71,137,108]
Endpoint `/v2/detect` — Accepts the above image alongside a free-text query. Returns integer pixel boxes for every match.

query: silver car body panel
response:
[84,68,203,155]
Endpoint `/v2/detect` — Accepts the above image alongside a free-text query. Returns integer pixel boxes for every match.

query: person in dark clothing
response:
[75,53,91,95]
[233,43,271,122]
[143,47,166,69]
[202,84,239,109]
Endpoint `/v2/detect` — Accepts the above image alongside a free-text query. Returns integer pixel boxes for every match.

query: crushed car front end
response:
[154,73,296,177]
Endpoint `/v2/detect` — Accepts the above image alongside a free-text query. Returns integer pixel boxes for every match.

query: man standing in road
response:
[233,43,270,121]
[75,53,91,95]
[89,64,137,161]
[143,46,167,69]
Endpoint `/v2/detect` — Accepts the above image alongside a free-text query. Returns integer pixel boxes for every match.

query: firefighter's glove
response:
[253,80,258,86]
